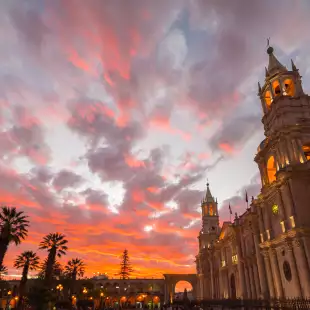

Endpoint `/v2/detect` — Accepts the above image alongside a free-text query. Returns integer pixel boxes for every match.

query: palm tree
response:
[37,258,63,280]
[64,258,85,281]
[65,258,85,297]
[14,251,40,310]
[0,265,8,280]
[39,233,68,286]
[0,207,29,268]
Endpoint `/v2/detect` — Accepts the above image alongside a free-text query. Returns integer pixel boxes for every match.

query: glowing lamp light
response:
[100,292,104,297]
[15,296,18,300]
[8,290,12,295]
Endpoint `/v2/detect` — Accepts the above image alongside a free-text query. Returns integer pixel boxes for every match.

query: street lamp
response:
[72,295,76,304]
[5,290,12,310]
[83,287,88,300]
[14,296,18,308]
[99,292,104,309]
[56,284,63,300]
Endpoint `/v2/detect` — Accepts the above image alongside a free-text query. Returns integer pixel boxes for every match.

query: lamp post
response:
[72,295,77,307]
[56,284,63,300]
[14,296,18,309]
[82,287,88,300]
[100,292,104,309]
[5,290,12,310]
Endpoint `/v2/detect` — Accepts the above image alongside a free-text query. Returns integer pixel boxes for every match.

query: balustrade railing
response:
[168,298,310,310]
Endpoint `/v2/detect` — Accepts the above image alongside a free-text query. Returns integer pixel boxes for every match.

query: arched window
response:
[209,205,213,216]
[283,78,295,96]
[267,156,277,183]
[272,80,281,97]
[302,144,310,161]
[264,90,272,107]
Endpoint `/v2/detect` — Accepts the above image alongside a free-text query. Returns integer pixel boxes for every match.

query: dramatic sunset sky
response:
[1,0,310,279]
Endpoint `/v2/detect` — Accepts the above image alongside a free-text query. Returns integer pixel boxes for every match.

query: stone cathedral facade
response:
[196,47,310,300]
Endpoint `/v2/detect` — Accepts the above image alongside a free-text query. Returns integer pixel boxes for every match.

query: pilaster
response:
[262,249,275,298]
[293,238,310,297]
[254,234,268,298]
[286,241,302,297]
[269,247,284,298]
[236,240,247,299]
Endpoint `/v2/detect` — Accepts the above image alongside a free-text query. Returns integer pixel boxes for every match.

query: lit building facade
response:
[196,46,310,299]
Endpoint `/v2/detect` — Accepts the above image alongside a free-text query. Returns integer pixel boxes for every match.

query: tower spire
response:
[266,46,287,78]
[291,59,298,71]
[258,82,262,96]
[204,181,214,203]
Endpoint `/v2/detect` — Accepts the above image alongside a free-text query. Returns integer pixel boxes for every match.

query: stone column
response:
[269,248,284,298]
[293,239,310,297]
[253,264,261,298]
[254,234,268,298]
[197,275,203,300]
[236,241,247,299]
[248,264,256,299]
[296,138,307,163]
[210,259,215,298]
[219,269,223,298]
[262,249,275,298]
[286,242,302,297]
[244,265,252,298]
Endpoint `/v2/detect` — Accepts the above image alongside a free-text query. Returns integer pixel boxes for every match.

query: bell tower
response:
[198,182,220,250]
[255,45,310,237]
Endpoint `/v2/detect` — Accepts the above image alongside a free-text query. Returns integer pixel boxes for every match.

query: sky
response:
[1,0,310,279]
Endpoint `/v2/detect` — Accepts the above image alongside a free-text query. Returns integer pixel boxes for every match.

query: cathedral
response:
[196,46,310,300]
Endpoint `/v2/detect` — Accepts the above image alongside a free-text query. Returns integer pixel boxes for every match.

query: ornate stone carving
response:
[262,249,270,259]
[284,240,294,252]
[293,238,302,248]
[270,247,278,256]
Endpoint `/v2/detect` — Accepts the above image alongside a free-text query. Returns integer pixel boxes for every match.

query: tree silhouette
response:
[39,232,68,286]
[118,249,133,279]
[37,258,63,280]
[14,251,40,310]
[0,207,29,268]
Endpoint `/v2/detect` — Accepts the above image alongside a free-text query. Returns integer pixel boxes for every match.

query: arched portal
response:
[175,281,193,301]
[163,274,197,303]
[230,273,236,299]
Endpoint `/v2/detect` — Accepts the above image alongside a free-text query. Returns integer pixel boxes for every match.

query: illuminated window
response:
[280,221,286,233]
[272,204,279,215]
[267,156,277,183]
[221,260,226,267]
[302,145,310,161]
[272,80,281,97]
[290,216,296,228]
[264,90,272,107]
[283,78,295,96]
[232,255,238,265]
[209,205,214,216]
